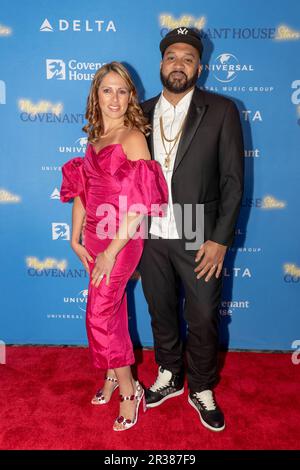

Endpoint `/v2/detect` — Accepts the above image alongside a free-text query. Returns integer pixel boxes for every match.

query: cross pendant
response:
[164,156,170,169]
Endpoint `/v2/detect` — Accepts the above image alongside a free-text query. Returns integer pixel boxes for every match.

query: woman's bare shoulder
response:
[122,128,151,161]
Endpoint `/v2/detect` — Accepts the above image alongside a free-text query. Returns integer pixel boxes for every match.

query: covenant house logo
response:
[52,223,70,240]
[40,18,116,33]
[46,59,104,81]
[46,59,66,80]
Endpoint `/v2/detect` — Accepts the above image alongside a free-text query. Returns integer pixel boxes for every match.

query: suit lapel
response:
[148,106,155,159]
[173,89,208,173]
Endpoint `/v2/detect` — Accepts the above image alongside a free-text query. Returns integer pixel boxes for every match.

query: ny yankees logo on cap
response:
[159,27,204,58]
[177,27,189,35]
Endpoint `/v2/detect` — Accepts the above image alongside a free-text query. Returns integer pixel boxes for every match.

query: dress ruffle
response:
[60,157,86,207]
[60,144,168,216]
[98,145,168,216]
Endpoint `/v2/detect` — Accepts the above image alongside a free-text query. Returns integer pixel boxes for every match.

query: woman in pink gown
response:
[60,62,168,431]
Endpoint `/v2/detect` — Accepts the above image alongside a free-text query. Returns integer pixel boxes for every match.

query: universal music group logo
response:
[206,53,254,83]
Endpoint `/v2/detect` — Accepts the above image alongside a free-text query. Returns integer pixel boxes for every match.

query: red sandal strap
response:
[116,415,132,424]
[105,376,118,383]
[120,394,135,402]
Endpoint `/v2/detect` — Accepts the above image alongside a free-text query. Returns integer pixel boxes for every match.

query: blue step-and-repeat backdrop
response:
[1,0,299,350]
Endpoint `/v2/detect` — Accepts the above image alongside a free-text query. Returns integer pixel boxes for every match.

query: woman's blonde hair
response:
[83,61,151,143]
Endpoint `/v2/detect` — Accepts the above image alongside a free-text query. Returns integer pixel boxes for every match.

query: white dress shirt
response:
[150,88,194,239]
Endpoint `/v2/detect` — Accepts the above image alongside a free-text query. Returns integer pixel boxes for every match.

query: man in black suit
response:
[139,27,244,431]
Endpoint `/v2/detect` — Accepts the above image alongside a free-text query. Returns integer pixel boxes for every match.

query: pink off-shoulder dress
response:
[60,143,168,370]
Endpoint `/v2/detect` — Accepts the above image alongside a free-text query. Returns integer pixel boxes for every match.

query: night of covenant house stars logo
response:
[26,257,88,279]
[283,263,300,283]
[0,189,21,203]
[242,195,286,209]
[0,23,12,36]
[159,14,282,40]
[19,99,84,124]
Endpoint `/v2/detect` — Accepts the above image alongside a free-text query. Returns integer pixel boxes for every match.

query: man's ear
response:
[198,63,202,77]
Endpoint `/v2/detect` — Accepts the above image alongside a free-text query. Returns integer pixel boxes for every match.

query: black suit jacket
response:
[141,87,244,247]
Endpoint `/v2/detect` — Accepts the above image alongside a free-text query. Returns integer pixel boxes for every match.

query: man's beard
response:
[160,69,198,94]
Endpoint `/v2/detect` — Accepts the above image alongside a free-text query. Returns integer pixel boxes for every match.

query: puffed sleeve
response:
[60,157,86,207]
[121,160,168,216]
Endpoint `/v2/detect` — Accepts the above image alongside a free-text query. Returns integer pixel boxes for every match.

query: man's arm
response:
[211,100,244,246]
[194,100,244,282]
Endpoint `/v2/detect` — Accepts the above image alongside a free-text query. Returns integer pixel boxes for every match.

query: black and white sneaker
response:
[145,366,184,408]
[188,390,225,432]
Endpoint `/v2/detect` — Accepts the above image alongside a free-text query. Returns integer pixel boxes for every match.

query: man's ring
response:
[99,274,104,279]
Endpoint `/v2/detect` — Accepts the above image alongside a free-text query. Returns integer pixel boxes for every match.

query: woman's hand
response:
[91,250,116,287]
[71,241,94,273]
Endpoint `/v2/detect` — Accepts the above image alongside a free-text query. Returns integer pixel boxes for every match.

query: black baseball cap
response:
[160,27,203,58]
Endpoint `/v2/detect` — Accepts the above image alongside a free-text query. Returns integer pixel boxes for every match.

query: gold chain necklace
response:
[159,115,187,169]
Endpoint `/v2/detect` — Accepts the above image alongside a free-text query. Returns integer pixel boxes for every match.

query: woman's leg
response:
[91,368,118,405]
[113,366,137,431]
[98,368,117,401]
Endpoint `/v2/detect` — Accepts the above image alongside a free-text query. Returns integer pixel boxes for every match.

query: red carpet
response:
[0,347,299,450]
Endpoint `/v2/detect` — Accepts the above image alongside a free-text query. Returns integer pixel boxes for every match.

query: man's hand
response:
[194,240,227,282]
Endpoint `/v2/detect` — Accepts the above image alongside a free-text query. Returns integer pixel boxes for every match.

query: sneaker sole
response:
[146,388,184,408]
[188,396,225,432]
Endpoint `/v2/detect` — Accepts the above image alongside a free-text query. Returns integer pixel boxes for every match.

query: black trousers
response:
[139,238,222,392]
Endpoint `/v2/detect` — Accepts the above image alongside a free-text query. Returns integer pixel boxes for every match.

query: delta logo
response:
[40,18,116,33]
